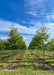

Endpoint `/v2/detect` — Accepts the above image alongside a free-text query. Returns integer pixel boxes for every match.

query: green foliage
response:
[0,25,27,50]
[6,25,27,50]
[28,33,43,50]
[28,22,49,50]
[45,38,54,50]
[0,39,5,50]
[36,22,49,41]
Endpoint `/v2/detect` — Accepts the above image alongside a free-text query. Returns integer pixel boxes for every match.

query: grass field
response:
[32,50,54,66]
[0,50,23,68]
[0,50,54,75]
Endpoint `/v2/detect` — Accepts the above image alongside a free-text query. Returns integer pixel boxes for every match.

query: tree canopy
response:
[0,24,27,50]
[28,22,49,50]
[45,38,54,51]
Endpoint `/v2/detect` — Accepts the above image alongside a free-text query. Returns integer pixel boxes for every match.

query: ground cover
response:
[0,50,54,75]
[32,50,54,66]
[0,50,23,68]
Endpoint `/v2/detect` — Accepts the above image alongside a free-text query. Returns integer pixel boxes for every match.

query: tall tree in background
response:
[28,21,49,50]
[36,21,49,49]
[28,21,50,65]
[28,33,43,50]
[0,39,5,50]
[5,24,27,50]
[45,38,54,51]
[37,21,49,61]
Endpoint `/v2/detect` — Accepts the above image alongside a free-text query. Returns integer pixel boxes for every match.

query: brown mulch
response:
[30,53,54,71]
[1,52,25,70]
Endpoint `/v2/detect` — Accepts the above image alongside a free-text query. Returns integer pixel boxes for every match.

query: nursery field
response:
[0,50,54,75]
[32,50,54,67]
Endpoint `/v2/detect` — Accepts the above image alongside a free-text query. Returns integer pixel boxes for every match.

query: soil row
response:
[0,50,16,56]
[1,52,25,70]
[0,52,17,61]
[30,52,54,71]
[42,54,54,59]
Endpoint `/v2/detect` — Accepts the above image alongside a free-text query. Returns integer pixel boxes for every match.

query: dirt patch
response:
[0,52,17,61]
[1,52,25,70]
[30,53,54,71]
[42,54,54,59]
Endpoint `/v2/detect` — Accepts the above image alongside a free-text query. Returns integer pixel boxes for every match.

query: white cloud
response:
[46,23,54,28]
[25,0,44,8]
[25,0,47,13]
[0,19,39,46]
[0,19,54,47]
[30,21,40,26]
[0,36,8,40]
[23,35,33,47]
[0,19,54,37]
[0,19,36,34]
[27,11,37,16]
[25,0,54,17]
[46,22,54,38]
[22,21,26,24]
[46,15,54,21]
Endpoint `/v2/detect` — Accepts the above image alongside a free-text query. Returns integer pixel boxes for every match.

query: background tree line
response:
[0,25,27,50]
[0,22,54,51]
[28,22,54,51]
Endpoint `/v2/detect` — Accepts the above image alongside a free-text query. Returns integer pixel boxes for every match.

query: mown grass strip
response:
[33,52,54,66]
[0,52,23,68]
[0,50,54,75]
[20,50,38,71]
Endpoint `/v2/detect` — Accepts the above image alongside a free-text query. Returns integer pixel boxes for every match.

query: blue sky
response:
[0,0,54,47]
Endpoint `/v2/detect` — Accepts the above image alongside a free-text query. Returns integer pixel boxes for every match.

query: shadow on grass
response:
[0,65,4,68]
[0,60,11,63]
[20,62,38,70]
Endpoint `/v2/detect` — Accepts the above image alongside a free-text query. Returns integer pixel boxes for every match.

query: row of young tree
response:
[28,22,54,51]
[0,25,27,50]
[0,22,54,51]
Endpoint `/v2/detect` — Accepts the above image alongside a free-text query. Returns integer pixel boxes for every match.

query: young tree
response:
[28,21,49,51]
[36,21,49,60]
[46,38,54,51]
[0,39,5,50]
[28,33,43,50]
[7,24,27,50]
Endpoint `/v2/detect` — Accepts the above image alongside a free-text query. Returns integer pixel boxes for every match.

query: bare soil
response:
[42,54,54,59]
[30,53,54,71]
[0,52,17,61]
[1,52,25,70]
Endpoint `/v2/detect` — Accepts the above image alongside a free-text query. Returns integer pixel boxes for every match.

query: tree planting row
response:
[31,50,54,67]
[0,50,24,68]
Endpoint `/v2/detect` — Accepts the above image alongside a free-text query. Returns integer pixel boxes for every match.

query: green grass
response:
[0,52,14,58]
[20,50,38,70]
[0,50,17,58]
[0,69,54,75]
[0,52,23,68]
[33,51,54,66]
[0,50,54,75]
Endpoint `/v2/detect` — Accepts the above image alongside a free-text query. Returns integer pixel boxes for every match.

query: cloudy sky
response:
[0,0,54,47]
